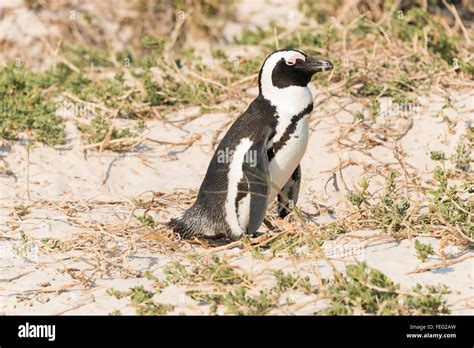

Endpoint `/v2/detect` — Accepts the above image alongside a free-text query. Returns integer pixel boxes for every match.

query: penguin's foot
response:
[263,218,275,230]
[262,218,282,232]
[249,231,265,238]
[277,199,296,219]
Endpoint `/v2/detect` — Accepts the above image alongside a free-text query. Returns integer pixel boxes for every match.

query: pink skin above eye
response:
[286,52,306,65]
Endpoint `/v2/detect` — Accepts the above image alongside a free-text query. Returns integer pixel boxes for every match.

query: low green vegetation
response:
[161,257,281,315]
[13,204,29,217]
[76,116,144,151]
[0,63,65,145]
[269,234,304,256]
[1,3,468,152]
[347,177,369,209]
[136,214,156,228]
[107,286,174,316]
[117,258,452,315]
[185,268,319,315]
[40,237,64,251]
[414,240,435,262]
[430,151,446,161]
[273,270,315,295]
[345,169,473,240]
[391,8,458,64]
[324,262,450,315]
[164,255,249,286]
[430,167,473,239]
[351,77,417,105]
[450,125,473,172]
[186,286,282,315]
[218,287,281,315]
[371,172,411,233]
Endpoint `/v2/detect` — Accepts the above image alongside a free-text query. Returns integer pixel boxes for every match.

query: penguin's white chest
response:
[268,115,309,202]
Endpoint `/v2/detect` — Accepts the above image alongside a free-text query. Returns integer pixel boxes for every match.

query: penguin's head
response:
[258,49,333,94]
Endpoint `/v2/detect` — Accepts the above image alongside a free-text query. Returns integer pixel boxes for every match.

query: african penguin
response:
[169,49,333,240]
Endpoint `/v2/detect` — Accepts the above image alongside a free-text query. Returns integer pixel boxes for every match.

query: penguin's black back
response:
[169,95,277,239]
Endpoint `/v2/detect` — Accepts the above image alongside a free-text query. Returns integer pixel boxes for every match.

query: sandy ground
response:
[0,0,472,315]
[1,88,473,315]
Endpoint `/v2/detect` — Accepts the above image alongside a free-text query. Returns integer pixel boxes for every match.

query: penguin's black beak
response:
[303,57,333,74]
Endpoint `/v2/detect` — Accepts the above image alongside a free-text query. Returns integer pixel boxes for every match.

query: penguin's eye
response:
[284,53,306,66]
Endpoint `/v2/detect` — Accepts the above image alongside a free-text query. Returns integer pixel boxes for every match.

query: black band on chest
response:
[272,103,313,154]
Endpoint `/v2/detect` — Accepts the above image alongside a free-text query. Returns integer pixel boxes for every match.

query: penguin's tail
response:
[168,205,221,239]
[168,214,197,239]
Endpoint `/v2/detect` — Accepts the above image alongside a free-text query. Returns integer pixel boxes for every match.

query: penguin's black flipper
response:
[244,129,272,235]
[277,164,301,218]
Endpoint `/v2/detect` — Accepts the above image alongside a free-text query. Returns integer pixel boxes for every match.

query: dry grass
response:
[0,0,472,315]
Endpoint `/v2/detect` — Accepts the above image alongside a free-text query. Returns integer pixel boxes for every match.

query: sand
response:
[0,0,472,315]
[1,88,472,315]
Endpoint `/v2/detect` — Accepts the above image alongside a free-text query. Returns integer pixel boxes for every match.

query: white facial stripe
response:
[260,51,304,93]
[260,50,313,144]
[225,137,253,239]
[286,52,306,65]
